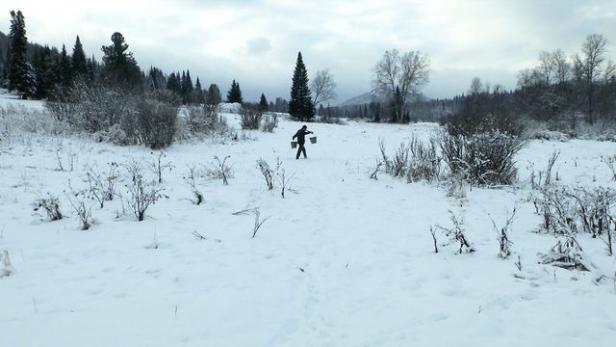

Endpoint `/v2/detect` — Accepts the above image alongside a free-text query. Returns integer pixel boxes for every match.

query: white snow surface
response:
[0,94,615,346]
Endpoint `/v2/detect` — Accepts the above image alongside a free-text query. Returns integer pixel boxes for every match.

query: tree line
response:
[1,9,341,120]
[0,10,277,109]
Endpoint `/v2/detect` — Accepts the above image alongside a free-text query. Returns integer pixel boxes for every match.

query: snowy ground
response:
[0,95,615,346]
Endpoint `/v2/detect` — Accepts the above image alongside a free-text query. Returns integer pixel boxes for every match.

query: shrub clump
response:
[440,131,523,186]
[136,99,178,149]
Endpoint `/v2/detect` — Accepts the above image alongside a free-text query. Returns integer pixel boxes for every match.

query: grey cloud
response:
[246,37,272,55]
[1,0,616,102]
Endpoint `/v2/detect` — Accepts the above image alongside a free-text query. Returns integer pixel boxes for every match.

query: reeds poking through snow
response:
[377,136,442,183]
[150,151,174,184]
[433,211,475,254]
[257,159,274,190]
[184,165,204,205]
[490,207,517,259]
[232,208,270,238]
[0,250,13,278]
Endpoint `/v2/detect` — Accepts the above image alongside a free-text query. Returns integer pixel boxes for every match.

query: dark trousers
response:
[296,143,307,159]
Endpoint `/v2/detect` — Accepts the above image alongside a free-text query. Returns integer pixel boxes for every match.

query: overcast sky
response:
[1,0,615,103]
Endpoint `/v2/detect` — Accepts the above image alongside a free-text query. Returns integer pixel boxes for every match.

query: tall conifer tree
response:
[7,10,32,97]
[227,79,243,103]
[289,52,314,121]
[71,35,87,77]
[101,32,142,91]
[259,93,268,111]
[58,44,72,87]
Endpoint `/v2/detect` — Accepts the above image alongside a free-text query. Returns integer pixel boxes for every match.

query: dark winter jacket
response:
[292,128,313,144]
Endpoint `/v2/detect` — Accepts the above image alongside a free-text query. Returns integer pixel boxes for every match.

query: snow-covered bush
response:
[261,114,279,132]
[33,193,63,221]
[527,129,571,142]
[533,186,615,242]
[136,99,178,149]
[0,104,68,140]
[83,163,119,208]
[47,81,137,139]
[123,161,164,221]
[440,131,523,186]
[377,137,442,183]
[66,190,93,231]
[180,105,229,137]
[539,237,590,271]
[602,155,616,182]
[407,137,441,183]
[92,124,129,145]
[205,156,232,185]
[47,82,179,148]
[240,108,263,130]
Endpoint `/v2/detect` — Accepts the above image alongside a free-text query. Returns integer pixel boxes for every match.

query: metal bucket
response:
[291,141,298,148]
[309,136,317,144]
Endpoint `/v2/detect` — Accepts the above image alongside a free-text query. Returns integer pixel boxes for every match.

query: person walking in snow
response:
[292,125,313,159]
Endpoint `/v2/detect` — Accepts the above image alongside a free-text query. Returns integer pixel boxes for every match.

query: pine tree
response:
[227,79,243,103]
[206,83,222,105]
[71,35,87,78]
[259,93,268,111]
[7,10,32,97]
[101,32,142,91]
[289,52,314,121]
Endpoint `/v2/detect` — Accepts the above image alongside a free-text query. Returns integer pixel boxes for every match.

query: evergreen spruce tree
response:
[206,83,222,105]
[147,66,166,91]
[7,10,32,97]
[86,55,99,82]
[183,70,194,104]
[289,52,314,121]
[166,72,180,94]
[259,93,268,111]
[57,45,72,87]
[194,77,204,104]
[100,32,142,91]
[71,35,87,78]
[226,79,243,103]
[180,71,187,99]
[31,45,55,99]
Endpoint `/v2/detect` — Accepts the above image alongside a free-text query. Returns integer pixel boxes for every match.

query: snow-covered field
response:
[0,94,615,346]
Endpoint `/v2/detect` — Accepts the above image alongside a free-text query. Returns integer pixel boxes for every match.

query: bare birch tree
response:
[311,69,337,107]
[574,34,608,124]
[373,49,430,123]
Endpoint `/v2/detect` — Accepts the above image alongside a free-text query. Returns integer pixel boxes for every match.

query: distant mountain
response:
[340,91,381,106]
